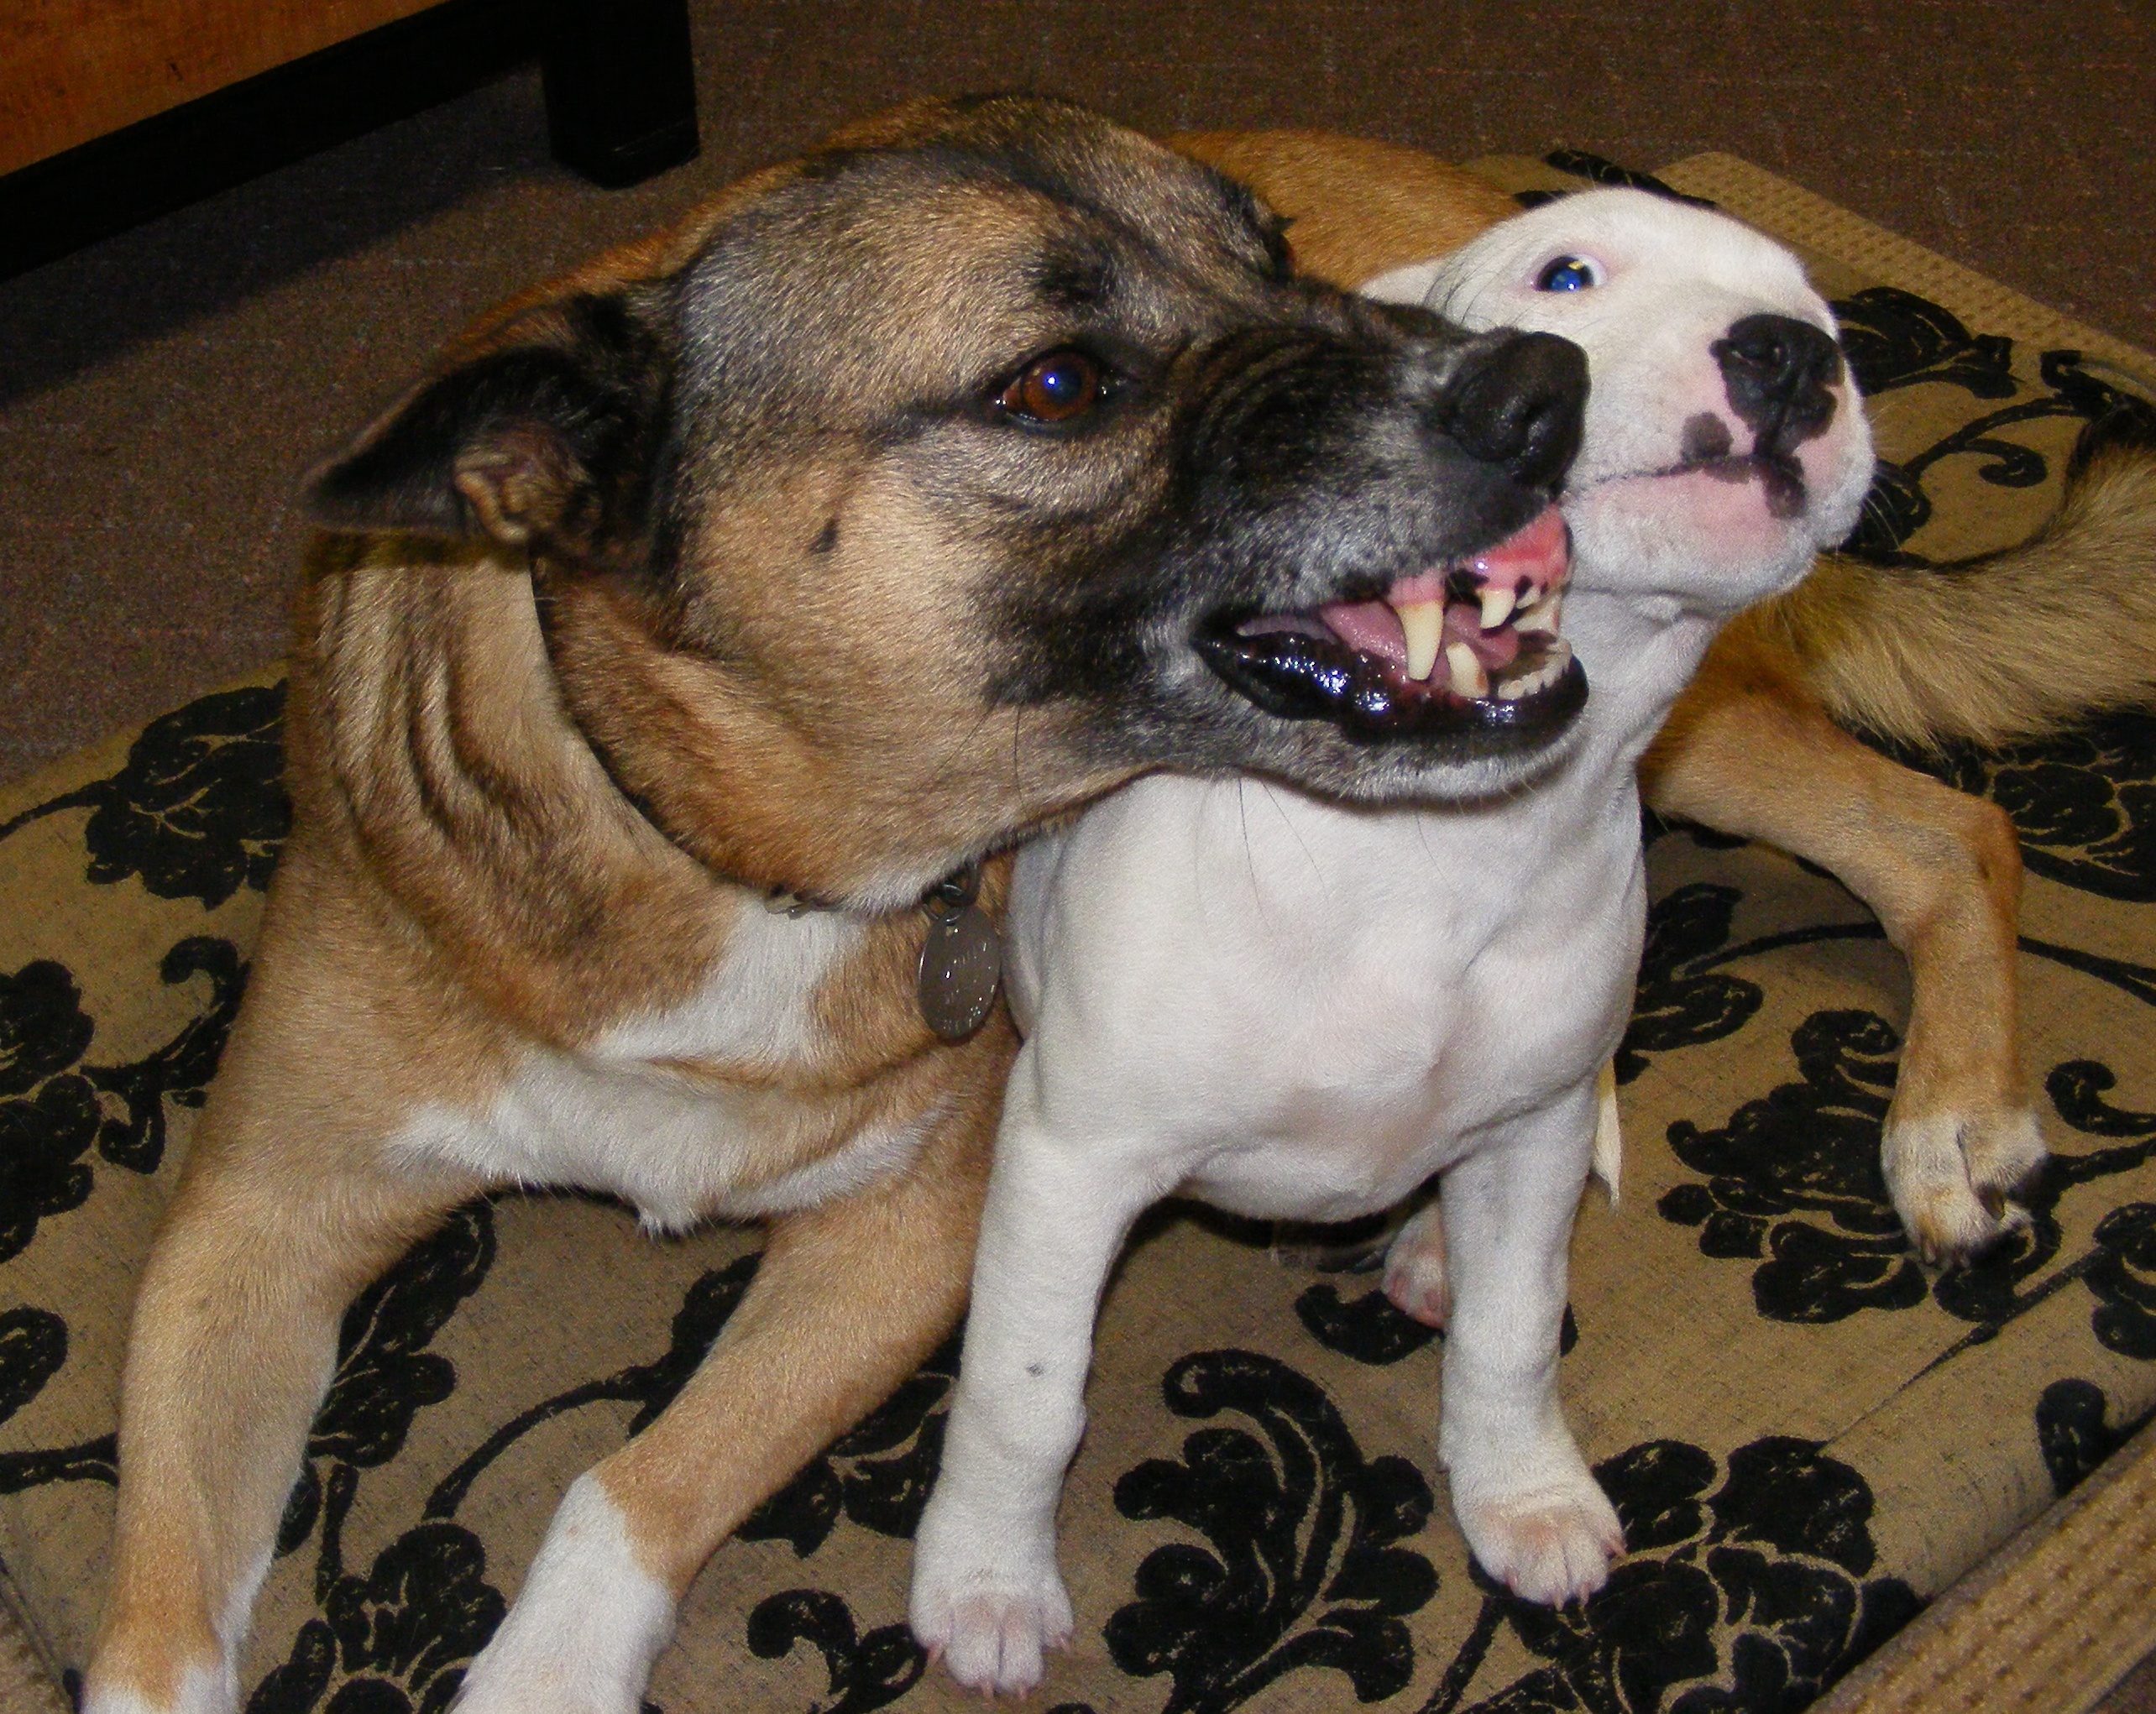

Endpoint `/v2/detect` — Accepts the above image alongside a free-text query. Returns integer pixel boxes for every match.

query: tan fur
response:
[1752,440,2156,750]
[1172,130,1520,286]
[1179,127,2156,1261]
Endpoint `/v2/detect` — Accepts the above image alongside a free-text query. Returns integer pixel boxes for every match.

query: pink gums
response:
[1317,508,1568,675]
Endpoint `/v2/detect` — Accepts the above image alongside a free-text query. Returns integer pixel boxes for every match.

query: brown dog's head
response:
[311,97,1587,907]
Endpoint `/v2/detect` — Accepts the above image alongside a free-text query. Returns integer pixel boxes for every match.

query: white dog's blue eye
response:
[1535,256,1602,291]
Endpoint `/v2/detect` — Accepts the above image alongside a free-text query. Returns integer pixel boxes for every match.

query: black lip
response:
[1194,624,1588,747]
[1651,452,1808,520]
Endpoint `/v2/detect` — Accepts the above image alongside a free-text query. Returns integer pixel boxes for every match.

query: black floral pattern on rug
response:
[740,1332,958,1556]
[1656,1009,2156,1343]
[746,1590,925,1714]
[1615,884,1776,1086]
[2033,1377,2155,1499]
[2085,1204,2156,1359]
[245,1523,505,1714]
[1434,1438,1918,1714]
[0,1304,113,1494]
[277,1205,500,1580]
[424,1249,759,1522]
[1295,1281,1578,1370]
[1829,293,2152,565]
[1656,1010,1919,1325]
[1295,1280,1442,1366]
[0,934,248,1263]
[1105,1347,1438,1714]
[0,682,290,908]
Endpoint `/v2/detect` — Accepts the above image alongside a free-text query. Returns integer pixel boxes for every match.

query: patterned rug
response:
[3,150,2153,1714]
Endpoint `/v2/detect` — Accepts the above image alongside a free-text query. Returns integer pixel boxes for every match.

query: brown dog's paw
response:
[1883,1106,2048,1267]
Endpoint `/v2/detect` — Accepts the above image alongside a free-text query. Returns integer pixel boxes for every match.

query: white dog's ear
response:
[1360,259,1447,308]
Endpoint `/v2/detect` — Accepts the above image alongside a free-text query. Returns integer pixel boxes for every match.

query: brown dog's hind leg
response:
[454,1026,1004,1714]
[1642,636,2045,1265]
[88,1158,471,1714]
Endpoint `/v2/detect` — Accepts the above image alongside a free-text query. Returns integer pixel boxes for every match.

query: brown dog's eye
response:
[997,350,1107,425]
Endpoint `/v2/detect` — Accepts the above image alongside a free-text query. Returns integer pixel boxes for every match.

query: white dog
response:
[908,187,1877,1694]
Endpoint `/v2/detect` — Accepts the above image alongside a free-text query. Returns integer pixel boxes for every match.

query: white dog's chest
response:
[1183,868,1642,1219]
[387,907,930,1229]
[1014,774,1647,1224]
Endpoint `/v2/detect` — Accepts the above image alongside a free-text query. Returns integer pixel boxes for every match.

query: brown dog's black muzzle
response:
[1167,316,1589,750]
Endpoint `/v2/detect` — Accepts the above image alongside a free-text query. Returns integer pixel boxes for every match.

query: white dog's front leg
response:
[453,1474,675,1714]
[911,1068,1150,1696]
[1437,1093,1623,1605]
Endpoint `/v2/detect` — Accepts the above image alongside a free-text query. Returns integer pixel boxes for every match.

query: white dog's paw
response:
[1454,1476,1625,1607]
[1883,1105,2047,1267]
[910,1557,1074,1695]
[1381,1205,1450,1328]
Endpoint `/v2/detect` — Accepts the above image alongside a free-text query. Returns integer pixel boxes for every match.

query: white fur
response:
[455,1475,676,1714]
[81,1663,236,1714]
[913,190,1875,1691]
[597,903,864,1064]
[386,904,931,1231]
[390,1055,935,1232]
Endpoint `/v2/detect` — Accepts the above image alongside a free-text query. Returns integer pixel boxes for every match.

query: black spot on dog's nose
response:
[1712,314,1841,452]
[1439,331,1588,494]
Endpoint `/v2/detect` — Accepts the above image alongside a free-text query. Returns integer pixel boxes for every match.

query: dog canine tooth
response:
[1478,583,1517,630]
[1399,599,1446,681]
[1446,640,1489,699]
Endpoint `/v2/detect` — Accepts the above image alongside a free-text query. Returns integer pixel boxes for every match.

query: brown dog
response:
[1175,128,2156,1265]
[86,99,1599,1714]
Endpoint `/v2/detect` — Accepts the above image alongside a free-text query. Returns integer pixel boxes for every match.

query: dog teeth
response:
[1399,599,1445,681]
[1478,583,1517,630]
[1497,638,1574,700]
[1515,591,1563,636]
[1445,640,1489,698]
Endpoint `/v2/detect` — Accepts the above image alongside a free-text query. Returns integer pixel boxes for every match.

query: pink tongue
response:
[1315,507,1567,676]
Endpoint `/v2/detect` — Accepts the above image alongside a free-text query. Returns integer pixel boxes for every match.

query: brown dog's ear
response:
[309,289,674,560]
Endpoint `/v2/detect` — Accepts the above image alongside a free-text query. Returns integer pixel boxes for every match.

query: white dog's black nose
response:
[1713,314,1842,451]
[1440,331,1588,494]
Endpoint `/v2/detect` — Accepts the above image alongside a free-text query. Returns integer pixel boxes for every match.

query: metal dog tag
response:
[918,865,1002,1043]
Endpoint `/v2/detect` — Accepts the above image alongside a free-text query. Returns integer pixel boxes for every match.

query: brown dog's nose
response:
[1435,331,1588,494]
[1713,313,1841,449]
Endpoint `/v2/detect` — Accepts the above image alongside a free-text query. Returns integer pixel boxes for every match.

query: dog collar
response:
[532,592,1002,1042]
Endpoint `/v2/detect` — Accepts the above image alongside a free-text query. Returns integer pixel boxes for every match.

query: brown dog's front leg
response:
[1641,636,2045,1263]
[88,1157,470,1714]
[453,1022,1006,1714]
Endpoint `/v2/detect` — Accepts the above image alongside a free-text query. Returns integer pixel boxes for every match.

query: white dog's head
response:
[1368,188,1875,614]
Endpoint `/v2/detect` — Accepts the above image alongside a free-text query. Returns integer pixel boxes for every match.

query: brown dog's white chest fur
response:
[384,907,945,1229]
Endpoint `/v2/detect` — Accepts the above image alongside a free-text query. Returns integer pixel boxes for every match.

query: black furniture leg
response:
[542,0,701,188]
